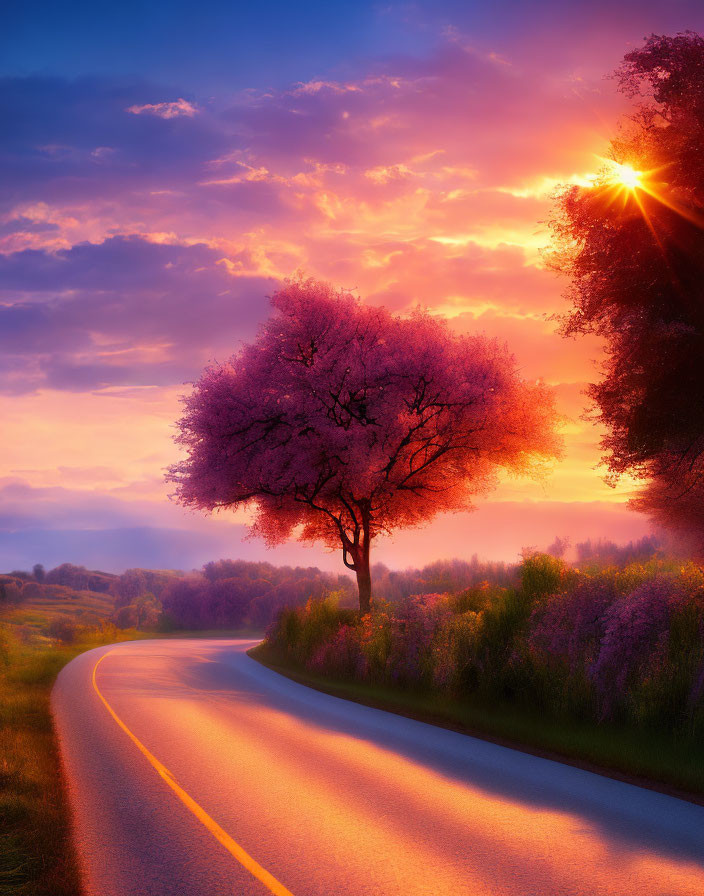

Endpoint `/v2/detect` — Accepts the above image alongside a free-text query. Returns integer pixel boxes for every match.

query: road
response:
[53,639,704,896]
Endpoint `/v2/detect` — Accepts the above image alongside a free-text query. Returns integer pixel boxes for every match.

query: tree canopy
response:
[168,278,560,611]
[550,32,704,551]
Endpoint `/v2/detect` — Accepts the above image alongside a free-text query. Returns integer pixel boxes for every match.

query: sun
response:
[612,163,643,191]
[592,157,648,196]
[589,155,704,242]
[589,157,658,217]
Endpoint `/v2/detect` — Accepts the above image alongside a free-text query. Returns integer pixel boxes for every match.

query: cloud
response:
[0,38,623,235]
[0,235,275,392]
[127,98,198,118]
[0,478,335,572]
[1,22,678,565]
[221,43,625,183]
[0,527,253,574]
[0,77,230,212]
[0,215,59,236]
[0,479,155,531]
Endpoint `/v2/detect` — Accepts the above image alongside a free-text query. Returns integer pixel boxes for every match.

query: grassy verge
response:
[0,606,261,896]
[249,642,704,805]
[0,626,144,896]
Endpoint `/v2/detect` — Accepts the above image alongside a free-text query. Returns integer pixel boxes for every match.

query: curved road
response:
[53,639,704,896]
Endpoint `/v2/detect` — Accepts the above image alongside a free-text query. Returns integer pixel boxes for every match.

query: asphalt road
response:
[52,639,704,896]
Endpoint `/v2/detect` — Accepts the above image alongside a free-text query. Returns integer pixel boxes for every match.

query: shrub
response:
[636,596,704,732]
[473,586,534,698]
[590,577,701,720]
[386,594,450,688]
[357,604,393,681]
[0,624,12,666]
[450,582,501,614]
[308,625,363,678]
[431,610,482,693]
[267,554,704,737]
[520,552,569,601]
[267,593,356,665]
[522,577,617,716]
[529,578,616,669]
[0,576,23,603]
[47,619,80,644]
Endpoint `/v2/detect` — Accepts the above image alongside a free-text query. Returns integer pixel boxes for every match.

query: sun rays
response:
[591,156,704,233]
[610,162,643,191]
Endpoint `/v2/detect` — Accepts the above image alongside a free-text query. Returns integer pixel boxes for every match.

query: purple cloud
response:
[0,216,59,236]
[0,235,275,392]
[0,77,231,209]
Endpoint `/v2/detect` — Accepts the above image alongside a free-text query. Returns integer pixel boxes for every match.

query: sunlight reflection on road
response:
[57,640,704,896]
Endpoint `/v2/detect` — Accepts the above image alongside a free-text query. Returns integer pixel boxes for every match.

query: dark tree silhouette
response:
[550,32,704,550]
[168,278,560,612]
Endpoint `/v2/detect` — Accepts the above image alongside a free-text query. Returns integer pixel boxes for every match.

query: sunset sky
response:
[3,0,703,572]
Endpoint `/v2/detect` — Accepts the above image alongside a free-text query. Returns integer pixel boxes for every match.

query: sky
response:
[2,0,703,573]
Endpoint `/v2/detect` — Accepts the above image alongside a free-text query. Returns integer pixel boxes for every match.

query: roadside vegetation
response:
[259,549,704,800]
[0,568,269,896]
[2,546,703,896]
[0,555,288,896]
[0,589,143,896]
[2,543,703,895]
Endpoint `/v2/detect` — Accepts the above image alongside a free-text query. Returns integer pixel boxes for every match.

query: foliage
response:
[0,575,23,604]
[268,553,704,737]
[168,277,561,610]
[550,32,704,551]
[111,592,161,630]
[267,593,357,666]
[45,563,115,593]
[372,557,516,603]
[519,551,569,600]
[157,561,354,630]
[0,620,142,896]
[574,534,663,567]
[4,554,521,635]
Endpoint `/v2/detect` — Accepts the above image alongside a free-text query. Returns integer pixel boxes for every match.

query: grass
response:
[0,588,124,895]
[0,625,140,896]
[0,582,264,896]
[1,591,115,635]
[249,642,704,805]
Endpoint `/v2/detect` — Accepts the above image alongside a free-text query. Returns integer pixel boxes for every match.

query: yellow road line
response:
[92,650,295,896]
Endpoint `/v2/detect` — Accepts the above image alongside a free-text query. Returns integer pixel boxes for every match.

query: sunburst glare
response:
[612,162,643,190]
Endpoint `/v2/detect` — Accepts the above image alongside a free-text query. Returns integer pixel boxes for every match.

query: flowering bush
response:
[358,605,393,681]
[431,610,482,692]
[267,554,704,734]
[530,583,609,664]
[308,624,363,678]
[267,592,356,665]
[523,578,617,716]
[520,552,571,601]
[590,576,704,723]
[386,594,451,687]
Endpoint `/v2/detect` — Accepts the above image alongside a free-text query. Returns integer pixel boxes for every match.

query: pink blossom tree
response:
[168,279,561,613]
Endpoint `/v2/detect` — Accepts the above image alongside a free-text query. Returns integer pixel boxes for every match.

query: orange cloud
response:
[0,34,659,565]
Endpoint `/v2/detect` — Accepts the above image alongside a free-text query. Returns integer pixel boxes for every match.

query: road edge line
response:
[92,650,295,896]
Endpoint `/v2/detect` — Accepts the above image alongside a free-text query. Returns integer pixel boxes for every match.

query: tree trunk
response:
[345,504,373,615]
[355,560,372,615]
